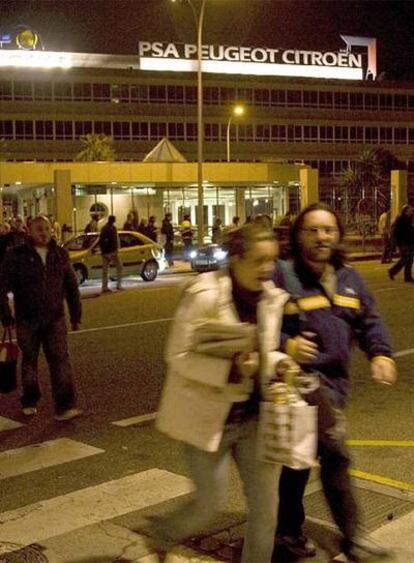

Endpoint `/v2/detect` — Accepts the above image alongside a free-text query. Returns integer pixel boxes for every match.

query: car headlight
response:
[189,250,198,259]
[213,249,228,261]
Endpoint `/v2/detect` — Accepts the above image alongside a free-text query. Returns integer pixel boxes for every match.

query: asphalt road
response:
[1,261,414,562]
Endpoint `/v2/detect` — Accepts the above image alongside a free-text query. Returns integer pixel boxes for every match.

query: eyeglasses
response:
[300,227,339,236]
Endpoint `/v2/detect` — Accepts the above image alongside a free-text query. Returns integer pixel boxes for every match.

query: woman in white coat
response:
[155,222,295,563]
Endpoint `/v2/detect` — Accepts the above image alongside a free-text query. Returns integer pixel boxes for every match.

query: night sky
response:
[0,0,413,80]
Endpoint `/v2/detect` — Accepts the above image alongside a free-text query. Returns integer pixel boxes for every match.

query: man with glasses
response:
[273,203,396,563]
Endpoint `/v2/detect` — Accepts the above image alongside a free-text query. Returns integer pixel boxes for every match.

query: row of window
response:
[2,119,414,144]
[1,80,414,111]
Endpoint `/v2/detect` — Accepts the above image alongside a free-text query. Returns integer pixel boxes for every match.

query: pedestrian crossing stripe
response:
[0,438,104,480]
[0,416,23,432]
[0,469,192,547]
[348,440,414,447]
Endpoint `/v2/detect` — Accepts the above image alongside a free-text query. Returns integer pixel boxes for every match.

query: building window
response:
[35,121,54,140]
[111,84,130,103]
[271,125,286,142]
[150,122,167,139]
[167,85,184,104]
[73,83,92,101]
[394,127,407,144]
[334,92,348,108]
[349,126,364,143]
[149,85,166,103]
[236,88,253,104]
[15,120,34,139]
[55,121,73,140]
[131,122,149,139]
[185,86,197,105]
[364,93,378,110]
[113,122,130,140]
[92,83,111,102]
[270,89,286,106]
[303,91,318,107]
[34,82,52,101]
[256,124,270,142]
[185,122,197,140]
[379,93,393,110]
[379,127,393,144]
[94,121,112,135]
[335,126,349,143]
[237,124,254,141]
[205,123,220,141]
[319,91,333,108]
[220,88,236,105]
[0,81,12,100]
[54,82,72,100]
[286,90,302,106]
[14,81,33,101]
[131,85,148,102]
[394,94,407,111]
[320,126,334,142]
[409,129,414,143]
[254,89,270,106]
[365,126,378,142]
[0,120,13,139]
[75,121,93,138]
[167,122,184,140]
[204,87,220,105]
[349,92,363,109]
[303,125,318,141]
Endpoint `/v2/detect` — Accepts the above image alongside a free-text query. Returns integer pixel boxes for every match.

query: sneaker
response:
[22,407,37,416]
[54,407,83,421]
[276,534,317,558]
[347,534,392,558]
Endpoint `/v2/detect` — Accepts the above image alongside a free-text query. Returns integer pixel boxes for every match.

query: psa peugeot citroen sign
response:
[138,37,371,81]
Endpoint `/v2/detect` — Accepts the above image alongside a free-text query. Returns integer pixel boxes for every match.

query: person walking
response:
[378,210,392,263]
[84,213,99,234]
[123,212,135,231]
[153,222,296,563]
[388,204,414,282]
[0,222,11,263]
[147,215,158,242]
[181,214,193,259]
[161,212,174,267]
[8,215,27,249]
[99,215,123,293]
[0,215,82,420]
[137,218,149,237]
[48,214,61,243]
[273,203,397,563]
[211,217,223,244]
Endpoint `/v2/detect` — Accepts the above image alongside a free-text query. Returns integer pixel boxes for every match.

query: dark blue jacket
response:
[274,259,393,407]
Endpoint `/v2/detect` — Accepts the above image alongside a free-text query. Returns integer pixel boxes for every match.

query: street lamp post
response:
[172,0,206,246]
[226,104,245,162]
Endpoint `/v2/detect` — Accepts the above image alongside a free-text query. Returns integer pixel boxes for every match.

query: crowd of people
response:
[0,204,402,562]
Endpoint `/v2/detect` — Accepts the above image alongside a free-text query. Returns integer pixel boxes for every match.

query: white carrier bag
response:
[257,383,318,469]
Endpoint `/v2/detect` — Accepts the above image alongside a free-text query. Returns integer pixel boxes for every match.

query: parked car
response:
[190,244,228,273]
[64,231,166,284]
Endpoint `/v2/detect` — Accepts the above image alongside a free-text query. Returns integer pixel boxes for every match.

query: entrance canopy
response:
[143,137,187,163]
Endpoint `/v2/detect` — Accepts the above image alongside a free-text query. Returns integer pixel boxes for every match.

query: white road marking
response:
[377,287,401,292]
[68,317,173,336]
[0,417,23,432]
[394,348,414,358]
[0,469,192,547]
[0,438,104,480]
[112,412,157,427]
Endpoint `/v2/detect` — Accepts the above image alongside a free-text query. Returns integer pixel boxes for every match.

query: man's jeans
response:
[16,317,76,414]
[102,251,123,290]
[154,416,281,563]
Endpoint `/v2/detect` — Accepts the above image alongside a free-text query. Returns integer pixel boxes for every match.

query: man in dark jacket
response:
[388,204,414,282]
[161,213,174,266]
[273,203,397,563]
[0,215,82,420]
[99,215,123,292]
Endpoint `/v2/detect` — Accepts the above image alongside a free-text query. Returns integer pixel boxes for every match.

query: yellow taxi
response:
[64,231,166,284]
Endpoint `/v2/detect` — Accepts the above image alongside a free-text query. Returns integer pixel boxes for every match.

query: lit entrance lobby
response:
[0,161,318,240]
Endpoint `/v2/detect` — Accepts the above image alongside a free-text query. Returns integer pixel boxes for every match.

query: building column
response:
[299,168,319,209]
[54,170,73,234]
[390,170,408,222]
[0,186,4,221]
[235,186,246,223]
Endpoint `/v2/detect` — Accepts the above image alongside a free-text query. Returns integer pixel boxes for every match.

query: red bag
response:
[0,328,18,393]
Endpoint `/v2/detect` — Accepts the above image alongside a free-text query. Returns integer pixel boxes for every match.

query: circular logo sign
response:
[15,29,39,50]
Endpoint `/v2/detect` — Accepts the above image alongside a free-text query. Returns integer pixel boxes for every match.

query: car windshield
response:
[64,234,98,251]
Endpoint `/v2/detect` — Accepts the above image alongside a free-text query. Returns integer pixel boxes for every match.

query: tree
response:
[74,134,116,162]
[338,148,403,222]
